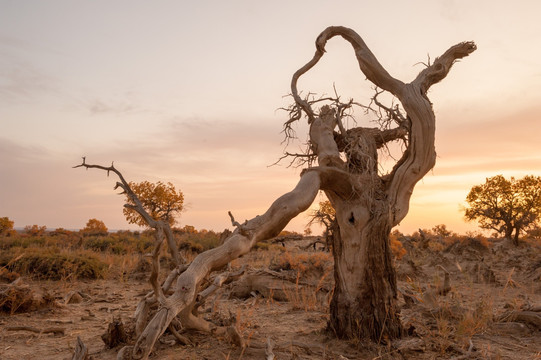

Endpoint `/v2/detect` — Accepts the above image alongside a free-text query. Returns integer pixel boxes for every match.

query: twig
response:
[449,339,474,360]
[72,336,89,360]
[168,322,193,346]
[265,336,275,360]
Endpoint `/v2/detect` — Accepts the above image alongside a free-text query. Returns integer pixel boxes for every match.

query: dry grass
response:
[1,229,541,359]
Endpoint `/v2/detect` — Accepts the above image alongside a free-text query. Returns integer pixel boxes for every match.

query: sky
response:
[1,0,541,236]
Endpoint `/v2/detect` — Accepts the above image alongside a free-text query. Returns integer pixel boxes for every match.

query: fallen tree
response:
[76,26,475,359]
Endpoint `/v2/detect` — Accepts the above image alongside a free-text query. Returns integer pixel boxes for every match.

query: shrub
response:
[390,231,407,259]
[177,230,221,252]
[23,224,47,236]
[0,217,15,236]
[81,218,108,236]
[83,234,154,254]
[271,250,333,275]
[0,249,107,280]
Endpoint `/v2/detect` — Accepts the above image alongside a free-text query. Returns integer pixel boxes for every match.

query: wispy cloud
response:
[0,58,56,102]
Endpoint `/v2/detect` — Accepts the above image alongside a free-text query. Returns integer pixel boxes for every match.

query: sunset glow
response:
[1,1,541,235]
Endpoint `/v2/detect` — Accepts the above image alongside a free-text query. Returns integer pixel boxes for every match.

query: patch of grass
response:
[178,231,222,252]
[271,250,333,275]
[83,234,154,254]
[456,297,493,342]
[0,248,107,280]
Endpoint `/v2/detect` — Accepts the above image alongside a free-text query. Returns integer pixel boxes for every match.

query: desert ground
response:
[1,233,541,360]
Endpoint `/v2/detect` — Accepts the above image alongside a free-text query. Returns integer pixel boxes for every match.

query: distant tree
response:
[82,218,108,236]
[24,224,47,236]
[464,175,541,246]
[432,224,452,238]
[0,217,16,236]
[180,224,196,234]
[123,181,185,228]
[307,200,336,238]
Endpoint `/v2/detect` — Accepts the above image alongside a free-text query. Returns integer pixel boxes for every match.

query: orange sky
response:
[1,1,541,235]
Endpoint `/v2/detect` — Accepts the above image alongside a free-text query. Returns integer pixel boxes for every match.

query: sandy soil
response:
[1,238,540,360]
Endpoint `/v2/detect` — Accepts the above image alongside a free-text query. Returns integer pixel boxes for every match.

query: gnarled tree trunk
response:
[328,197,402,339]
[78,26,475,359]
[289,26,476,341]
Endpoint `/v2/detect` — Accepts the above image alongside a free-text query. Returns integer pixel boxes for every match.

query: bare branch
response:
[75,158,181,267]
[315,26,405,94]
[413,41,477,93]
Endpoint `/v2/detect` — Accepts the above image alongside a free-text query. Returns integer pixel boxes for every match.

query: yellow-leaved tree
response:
[464,175,541,246]
[82,218,108,236]
[0,217,15,236]
[123,181,185,228]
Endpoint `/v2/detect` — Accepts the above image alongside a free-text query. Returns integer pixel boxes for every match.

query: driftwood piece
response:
[6,325,65,336]
[196,266,247,305]
[499,311,541,329]
[72,336,89,360]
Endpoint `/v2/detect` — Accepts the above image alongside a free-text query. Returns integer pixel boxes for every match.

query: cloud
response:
[0,58,56,103]
[88,99,138,115]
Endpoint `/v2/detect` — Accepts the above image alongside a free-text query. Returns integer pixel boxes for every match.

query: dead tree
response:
[77,26,475,359]
[285,26,474,340]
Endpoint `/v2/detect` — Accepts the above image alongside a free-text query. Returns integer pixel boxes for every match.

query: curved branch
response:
[290,54,324,123]
[75,158,181,267]
[290,26,405,124]
[413,41,477,93]
[131,170,321,359]
[315,26,405,94]
[309,105,344,169]
[388,41,476,224]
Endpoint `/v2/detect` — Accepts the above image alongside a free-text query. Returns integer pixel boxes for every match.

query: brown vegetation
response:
[1,229,541,359]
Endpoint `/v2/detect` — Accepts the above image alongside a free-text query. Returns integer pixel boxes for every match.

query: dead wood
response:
[265,336,275,360]
[6,325,65,335]
[102,317,129,348]
[72,336,89,360]
[76,25,475,358]
[499,310,541,329]
[300,238,327,251]
[167,320,193,346]
[196,265,246,306]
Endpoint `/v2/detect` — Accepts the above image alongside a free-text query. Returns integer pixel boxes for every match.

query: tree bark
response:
[328,199,402,340]
[291,26,475,343]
